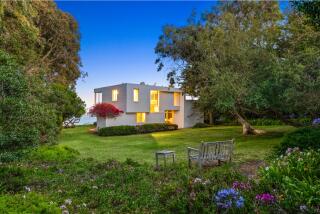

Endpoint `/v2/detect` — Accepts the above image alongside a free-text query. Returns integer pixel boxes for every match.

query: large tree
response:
[155,1,320,135]
[0,0,85,158]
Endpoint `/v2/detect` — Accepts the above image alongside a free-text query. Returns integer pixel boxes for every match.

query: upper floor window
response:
[150,90,159,113]
[133,88,139,102]
[174,92,180,106]
[95,92,102,104]
[112,89,118,101]
[136,112,146,123]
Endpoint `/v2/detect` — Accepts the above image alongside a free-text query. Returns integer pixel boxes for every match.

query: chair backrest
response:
[199,139,234,160]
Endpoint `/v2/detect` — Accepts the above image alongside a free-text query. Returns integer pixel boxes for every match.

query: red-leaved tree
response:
[89,103,123,118]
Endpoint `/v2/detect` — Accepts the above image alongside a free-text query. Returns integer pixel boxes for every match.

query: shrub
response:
[136,123,178,133]
[98,123,178,136]
[28,145,79,162]
[278,127,320,154]
[259,149,320,212]
[0,193,60,213]
[193,123,211,128]
[0,166,27,193]
[89,103,123,118]
[248,118,283,126]
[98,125,137,136]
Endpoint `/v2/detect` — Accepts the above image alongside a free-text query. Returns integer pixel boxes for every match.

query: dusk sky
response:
[56,1,215,108]
[56,1,289,109]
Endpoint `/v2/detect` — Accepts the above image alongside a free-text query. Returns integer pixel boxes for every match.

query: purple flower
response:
[232,181,251,190]
[312,118,320,126]
[255,193,276,204]
[214,188,244,209]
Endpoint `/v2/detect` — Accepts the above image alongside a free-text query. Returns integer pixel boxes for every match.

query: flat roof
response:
[94,83,182,92]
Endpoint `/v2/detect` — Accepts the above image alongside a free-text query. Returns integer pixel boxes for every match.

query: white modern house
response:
[94,83,203,129]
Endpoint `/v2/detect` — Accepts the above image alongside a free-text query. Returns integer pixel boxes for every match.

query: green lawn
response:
[59,125,295,164]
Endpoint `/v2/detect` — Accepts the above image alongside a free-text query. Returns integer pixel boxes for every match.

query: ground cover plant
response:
[2,139,319,213]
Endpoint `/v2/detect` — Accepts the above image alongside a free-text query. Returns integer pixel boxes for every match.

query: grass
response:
[59,125,295,164]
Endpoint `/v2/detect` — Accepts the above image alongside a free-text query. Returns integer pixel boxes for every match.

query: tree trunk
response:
[208,112,213,124]
[234,112,266,135]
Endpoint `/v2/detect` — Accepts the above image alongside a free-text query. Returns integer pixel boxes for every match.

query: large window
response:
[95,92,102,104]
[136,113,146,123]
[173,92,180,106]
[112,89,118,101]
[133,88,139,102]
[165,110,174,124]
[150,90,159,112]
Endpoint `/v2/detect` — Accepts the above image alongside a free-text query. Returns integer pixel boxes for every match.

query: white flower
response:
[60,205,67,210]
[265,167,269,171]
[82,203,87,207]
[24,186,31,192]
[193,178,202,183]
[92,186,98,189]
[65,199,72,205]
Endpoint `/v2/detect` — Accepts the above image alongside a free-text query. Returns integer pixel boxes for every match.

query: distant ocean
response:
[78,114,96,125]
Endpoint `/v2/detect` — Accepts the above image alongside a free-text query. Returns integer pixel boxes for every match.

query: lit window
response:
[95,92,102,104]
[150,90,159,112]
[165,110,174,124]
[173,92,180,106]
[133,88,139,102]
[112,89,118,101]
[136,113,146,123]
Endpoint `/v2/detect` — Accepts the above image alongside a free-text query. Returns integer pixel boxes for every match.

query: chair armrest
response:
[187,147,199,152]
[187,147,199,157]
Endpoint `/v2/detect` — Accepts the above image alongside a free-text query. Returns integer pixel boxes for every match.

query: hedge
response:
[98,123,178,136]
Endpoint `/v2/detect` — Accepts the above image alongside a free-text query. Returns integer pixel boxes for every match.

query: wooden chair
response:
[187,139,235,169]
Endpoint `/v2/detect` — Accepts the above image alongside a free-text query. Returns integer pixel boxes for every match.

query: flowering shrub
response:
[259,149,320,212]
[214,188,244,209]
[255,193,275,205]
[89,103,123,118]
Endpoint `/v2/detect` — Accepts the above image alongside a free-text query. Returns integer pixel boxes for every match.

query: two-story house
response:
[93,83,203,129]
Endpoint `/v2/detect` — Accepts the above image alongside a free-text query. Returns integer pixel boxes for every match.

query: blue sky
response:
[56,1,289,108]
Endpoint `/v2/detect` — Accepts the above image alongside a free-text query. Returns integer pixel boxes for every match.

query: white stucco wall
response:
[183,100,204,128]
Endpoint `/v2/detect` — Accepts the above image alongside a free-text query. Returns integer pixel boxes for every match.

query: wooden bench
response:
[187,139,234,168]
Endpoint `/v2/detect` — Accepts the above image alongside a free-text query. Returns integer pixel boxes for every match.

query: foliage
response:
[0,165,27,193]
[98,125,137,136]
[292,0,320,30]
[155,1,320,133]
[46,83,86,123]
[0,51,59,161]
[192,123,211,128]
[2,137,319,213]
[259,149,320,212]
[278,127,320,154]
[89,103,124,118]
[98,123,178,136]
[0,193,60,213]
[136,123,178,133]
[0,0,84,85]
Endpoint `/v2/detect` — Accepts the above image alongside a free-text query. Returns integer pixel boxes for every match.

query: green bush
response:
[98,125,137,136]
[259,149,320,212]
[98,123,178,136]
[278,127,320,154]
[136,123,178,133]
[28,145,79,162]
[248,118,283,126]
[0,166,27,193]
[0,193,60,213]
[193,123,211,128]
